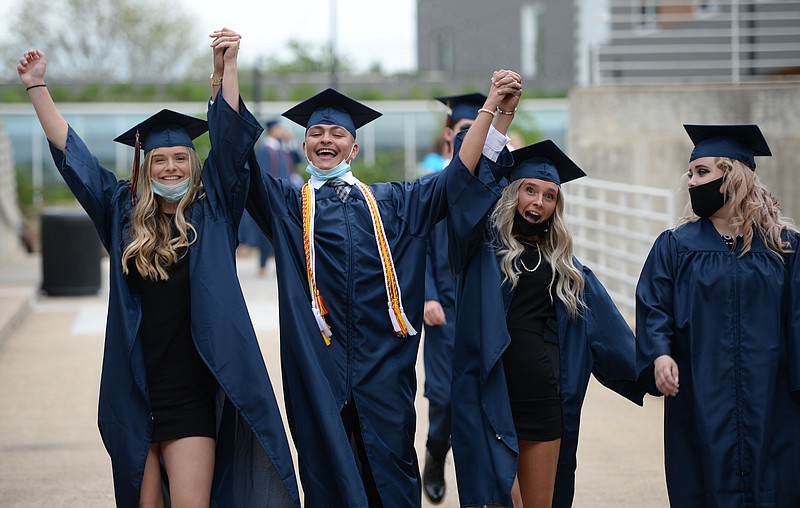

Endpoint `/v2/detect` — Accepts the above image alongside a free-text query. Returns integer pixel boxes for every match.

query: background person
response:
[420,92,487,505]
[239,118,304,276]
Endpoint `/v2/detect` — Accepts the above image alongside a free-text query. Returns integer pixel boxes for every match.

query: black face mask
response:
[689,176,726,218]
[513,211,550,238]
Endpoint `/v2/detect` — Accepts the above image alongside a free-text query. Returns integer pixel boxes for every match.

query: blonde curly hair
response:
[121,149,203,280]
[490,179,585,319]
[680,157,798,258]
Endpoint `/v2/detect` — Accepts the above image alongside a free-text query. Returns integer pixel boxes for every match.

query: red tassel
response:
[130,131,140,205]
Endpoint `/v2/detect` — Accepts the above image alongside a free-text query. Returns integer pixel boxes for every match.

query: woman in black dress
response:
[18,29,299,507]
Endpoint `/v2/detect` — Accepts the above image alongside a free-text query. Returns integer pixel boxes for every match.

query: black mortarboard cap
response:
[114,109,208,152]
[281,88,382,139]
[113,109,208,203]
[435,93,488,126]
[265,118,280,131]
[684,124,771,171]
[510,139,586,186]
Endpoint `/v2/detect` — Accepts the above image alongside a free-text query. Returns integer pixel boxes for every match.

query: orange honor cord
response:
[301,179,417,345]
[354,181,416,337]
[302,183,332,345]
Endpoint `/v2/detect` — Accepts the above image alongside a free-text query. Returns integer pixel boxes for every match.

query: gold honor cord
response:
[301,180,417,346]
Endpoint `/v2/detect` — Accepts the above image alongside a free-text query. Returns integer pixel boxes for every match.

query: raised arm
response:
[458,69,522,175]
[209,28,242,111]
[17,50,68,151]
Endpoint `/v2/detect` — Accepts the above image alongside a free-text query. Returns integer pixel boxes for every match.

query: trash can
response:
[40,207,102,296]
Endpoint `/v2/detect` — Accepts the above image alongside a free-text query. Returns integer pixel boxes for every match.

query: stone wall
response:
[567,83,800,222]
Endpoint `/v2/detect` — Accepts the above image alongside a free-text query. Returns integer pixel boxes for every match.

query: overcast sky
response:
[182,0,417,73]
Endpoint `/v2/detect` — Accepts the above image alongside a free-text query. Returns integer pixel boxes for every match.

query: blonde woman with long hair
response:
[448,133,643,508]
[17,28,298,507]
[636,124,800,507]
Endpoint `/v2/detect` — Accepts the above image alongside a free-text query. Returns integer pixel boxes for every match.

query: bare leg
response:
[517,438,561,508]
[139,443,165,508]
[160,436,216,508]
[511,473,524,507]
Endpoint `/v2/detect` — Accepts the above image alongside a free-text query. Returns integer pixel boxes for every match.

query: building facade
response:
[417,0,581,95]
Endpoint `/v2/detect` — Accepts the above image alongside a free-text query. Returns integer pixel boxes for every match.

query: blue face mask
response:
[305,144,355,180]
[151,178,190,203]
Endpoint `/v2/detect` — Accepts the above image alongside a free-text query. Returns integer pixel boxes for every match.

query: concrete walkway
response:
[0,251,669,507]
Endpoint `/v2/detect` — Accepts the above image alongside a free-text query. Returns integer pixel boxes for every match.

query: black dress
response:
[502,243,562,441]
[126,222,216,442]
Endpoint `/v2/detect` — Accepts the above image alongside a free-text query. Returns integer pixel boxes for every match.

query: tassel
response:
[399,308,417,336]
[312,307,332,345]
[130,131,140,205]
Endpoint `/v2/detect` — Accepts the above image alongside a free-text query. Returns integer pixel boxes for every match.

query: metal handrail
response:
[564,177,676,321]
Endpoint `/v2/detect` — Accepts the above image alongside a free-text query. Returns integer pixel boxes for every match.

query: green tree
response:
[263,39,353,75]
[0,0,205,82]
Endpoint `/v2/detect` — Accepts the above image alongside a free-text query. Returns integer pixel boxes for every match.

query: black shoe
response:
[422,450,446,504]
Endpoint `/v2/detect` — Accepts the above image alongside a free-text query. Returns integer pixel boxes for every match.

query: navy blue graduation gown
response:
[49,97,299,507]
[423,218,457,446]
[445,155,644,508]
[636,218,800,508]
[243,145,489,508]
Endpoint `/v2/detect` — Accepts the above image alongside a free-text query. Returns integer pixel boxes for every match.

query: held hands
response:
[654,354,680,397]
[210,28,242,77]
[486,69,523,115]
[18,50,47,88]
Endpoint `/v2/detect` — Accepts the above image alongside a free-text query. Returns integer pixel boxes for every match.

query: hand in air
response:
[18,49,47,87]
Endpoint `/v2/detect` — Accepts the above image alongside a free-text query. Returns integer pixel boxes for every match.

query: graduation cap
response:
[282,88,382,139]
[265,118,281,131]
[684,124,771,171]
[435,93,488,128]
[113,109,208,203]
[510,139,586,186]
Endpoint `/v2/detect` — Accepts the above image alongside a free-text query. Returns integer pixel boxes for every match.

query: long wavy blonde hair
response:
[680,157,798,258]
[121,149,203,280]
[490,179,586,319]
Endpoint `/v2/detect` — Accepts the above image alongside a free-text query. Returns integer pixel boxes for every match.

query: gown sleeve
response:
[48,128,123,250]
[425,224,442,302]
[635,230,678,396]
[445,133,514,275]
[582,264,645,405]
[787,232,800,394]
[204,95,263,224]
[244,146,300,241]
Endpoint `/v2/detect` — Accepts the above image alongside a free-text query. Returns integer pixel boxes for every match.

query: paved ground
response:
[0,250,670,507]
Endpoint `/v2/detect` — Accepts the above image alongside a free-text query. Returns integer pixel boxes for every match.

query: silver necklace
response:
[519,245,542,272]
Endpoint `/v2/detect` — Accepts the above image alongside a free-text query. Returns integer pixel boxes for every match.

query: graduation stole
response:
[301,180,417,346]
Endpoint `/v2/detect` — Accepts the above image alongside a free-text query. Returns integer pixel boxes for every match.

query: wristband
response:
[209,74,223,86]
[496,107,516,115]
[26,84,46,91]
[477,108,496,118]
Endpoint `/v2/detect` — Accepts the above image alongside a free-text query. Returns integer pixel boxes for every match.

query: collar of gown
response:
[309,170,357,190]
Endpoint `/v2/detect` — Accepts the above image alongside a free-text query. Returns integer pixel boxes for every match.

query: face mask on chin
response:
[689,176,726,218]
[305,144,355,180]
[513,211,550,238]
[151,178,190,203]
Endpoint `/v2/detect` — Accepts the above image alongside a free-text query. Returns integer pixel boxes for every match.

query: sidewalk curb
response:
[0,252,40,352]
[0,288,35,351]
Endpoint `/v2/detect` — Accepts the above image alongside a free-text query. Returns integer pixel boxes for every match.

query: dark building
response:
[416,0,579,95]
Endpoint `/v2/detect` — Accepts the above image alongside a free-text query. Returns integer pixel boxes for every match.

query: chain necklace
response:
[519,244,542,272]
